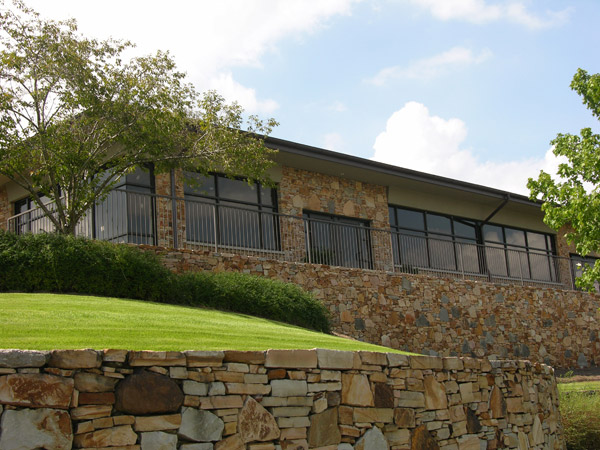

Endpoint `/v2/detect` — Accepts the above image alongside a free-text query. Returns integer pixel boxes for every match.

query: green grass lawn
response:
[558,381,600,393]
[0,293,407,353]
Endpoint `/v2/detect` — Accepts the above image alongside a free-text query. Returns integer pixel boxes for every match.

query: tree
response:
[528,68,600,290]
[0,1,277,234]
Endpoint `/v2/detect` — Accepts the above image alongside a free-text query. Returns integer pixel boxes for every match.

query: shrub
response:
[0,231,330,332]
[560,389,600,450]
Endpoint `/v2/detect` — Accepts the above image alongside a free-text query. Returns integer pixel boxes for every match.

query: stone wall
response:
[145,247,600,370]
[0,348,563,450]
[0,185,9,232]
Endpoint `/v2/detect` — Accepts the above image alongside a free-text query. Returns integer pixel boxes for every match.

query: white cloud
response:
[25,0,359,113]
[328,101,348,112]
[408,0,570,29]
[323,132,345,151]
[367,47,491,86]
[207,72,279,114]
[371,102,563,195]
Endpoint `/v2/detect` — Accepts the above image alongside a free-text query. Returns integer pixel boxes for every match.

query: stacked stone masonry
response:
[0,348,563,449]
[145,247,600,370]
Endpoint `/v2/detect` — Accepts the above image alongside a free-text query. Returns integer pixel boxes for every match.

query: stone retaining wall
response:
[0,348,563,449]
[143,247,600,370]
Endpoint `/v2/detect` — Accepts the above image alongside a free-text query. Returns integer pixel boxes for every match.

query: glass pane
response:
[388,207,397,227]
[426,214,451,235]
[126,167,152,187]
[397,232,428,269]
[527,231,547,250]
[454,220,476,239]
[185,198,216,243]
[506,246,530,279]
[483,225,503,244]
[396,208,425,231]
[505,228,525,247]
[260,187,275,206]
[218,177,257,203]
[455,240,482,274]
[184,172,215,196]
[485,243,507,276]
[428,235,456,270]
[529,251,552,281]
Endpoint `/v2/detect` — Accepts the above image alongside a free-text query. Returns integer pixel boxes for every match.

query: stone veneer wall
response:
[0,185,9,231]
[0,348,563,450]
[144,247,600,370]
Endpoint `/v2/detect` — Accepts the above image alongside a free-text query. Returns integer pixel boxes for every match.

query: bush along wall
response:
[0,348,563,449]
[0,232,329,332]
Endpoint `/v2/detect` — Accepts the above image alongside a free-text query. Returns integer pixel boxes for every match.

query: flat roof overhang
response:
[267,136,541,209]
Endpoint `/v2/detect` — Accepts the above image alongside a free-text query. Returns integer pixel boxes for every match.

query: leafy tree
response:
[0,1,277,234]
[528,69,600,290]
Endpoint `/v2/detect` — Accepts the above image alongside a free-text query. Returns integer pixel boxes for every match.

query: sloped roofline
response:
[266,136,541,208]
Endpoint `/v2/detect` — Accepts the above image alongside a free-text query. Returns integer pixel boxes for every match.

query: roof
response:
[267,136,540,208]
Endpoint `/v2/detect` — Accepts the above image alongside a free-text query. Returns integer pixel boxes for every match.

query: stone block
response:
[0,373,74,409]
[353,407,394,423]
[223,350,266,364]
[179,407,224,442]
[397,391,425,408]
[128,351,185,367]
[49,349,101,369]
[183,380,208,396]
[409,355,443,370]
[0,408,72,450]
[225,382,271,395]
[0,349,49,368]
[74,425,138,447]
[115,370,183,415]
[134,414,181,432]
[355,426,389,450]
[140,431,178,450]
[74,372,119,393]
[271,379,308,397]
[71,404,113,420]
[424,376,447,410]
[78,392,116,405]
[341,374,374,407]
[316,349,354,369]
[308,407,341,448]
[238,396,280,443]
[387,353,409,367]
[265,349,317,368]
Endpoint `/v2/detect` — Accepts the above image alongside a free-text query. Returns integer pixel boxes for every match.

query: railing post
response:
[305,219,312,264]
[458,243,465,279]
[170,170,178,249]
[212,204,218,252]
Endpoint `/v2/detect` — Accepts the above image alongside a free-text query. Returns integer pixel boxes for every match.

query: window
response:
[13,194,54,234]
[389,206,479,273]
[303,211,372,269]
[482,224,556,282]
[570,255,600,292]
[184,173,279,250]
[93,166,156,244]
[389,205,558,283]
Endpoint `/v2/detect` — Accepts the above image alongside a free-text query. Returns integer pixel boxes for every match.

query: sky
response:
[22,0,600,195]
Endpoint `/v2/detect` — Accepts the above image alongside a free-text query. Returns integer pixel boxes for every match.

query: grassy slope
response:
[0,293,406,353]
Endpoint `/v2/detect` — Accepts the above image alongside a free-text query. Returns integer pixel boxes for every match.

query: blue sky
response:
[25,0,600,194]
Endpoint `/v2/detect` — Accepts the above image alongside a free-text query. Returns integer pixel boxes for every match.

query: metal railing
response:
[6,188,576,290]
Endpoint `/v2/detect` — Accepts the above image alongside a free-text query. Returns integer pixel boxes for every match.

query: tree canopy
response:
[528,69,600,290]
[0,1,277,234]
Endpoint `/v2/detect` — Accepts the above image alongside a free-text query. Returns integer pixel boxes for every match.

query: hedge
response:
[0,231,330,332]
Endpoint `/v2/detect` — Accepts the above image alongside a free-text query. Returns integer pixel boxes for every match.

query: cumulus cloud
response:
[408,0,570,29]
[328,101,348,112]
[25,0,359,113]
[371,102,563,195]
[323,132,345,151]
[367,47,492,86]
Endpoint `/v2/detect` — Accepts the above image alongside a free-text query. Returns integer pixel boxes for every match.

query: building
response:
[0,136,581,291]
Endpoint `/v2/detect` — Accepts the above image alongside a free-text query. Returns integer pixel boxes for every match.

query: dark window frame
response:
[183,172,280,251]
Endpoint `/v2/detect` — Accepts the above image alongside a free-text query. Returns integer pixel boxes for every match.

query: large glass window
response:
[389,206,479,274]
[303,211,372,269]
[93,166,156,244]
[184,173,279,250]
[389,205,558,283]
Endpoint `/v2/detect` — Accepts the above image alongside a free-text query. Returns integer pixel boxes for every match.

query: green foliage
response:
[0,231,330,332]
[559,389,600,450]
[174,271,330,333]
[528,69,600,290]
[0,1,277,235]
